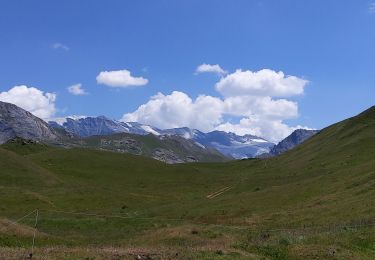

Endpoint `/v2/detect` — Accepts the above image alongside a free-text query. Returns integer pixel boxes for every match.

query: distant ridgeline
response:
[1,100,318,162]
[49,116,276,159]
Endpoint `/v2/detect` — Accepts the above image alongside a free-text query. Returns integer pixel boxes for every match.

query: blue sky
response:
[0,0,374,141]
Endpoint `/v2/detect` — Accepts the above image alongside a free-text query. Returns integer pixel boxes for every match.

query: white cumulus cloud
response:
[121,92,302,141]
[67,83,87,95]
[223,96,298,120]
[195,63,227,76]
[121,68,311,142]
[121,91,223,131]
[96,69,148,88]
[216,69,308,97]
[0,85,56,120]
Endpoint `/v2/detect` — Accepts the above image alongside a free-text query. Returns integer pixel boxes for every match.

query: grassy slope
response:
[0,107,374,259]
[66,132,229,163]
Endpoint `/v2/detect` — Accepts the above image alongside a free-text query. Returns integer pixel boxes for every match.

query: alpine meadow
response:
[0,1,374,259]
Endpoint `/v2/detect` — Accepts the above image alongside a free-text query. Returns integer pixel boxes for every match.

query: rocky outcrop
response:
[267,129,319,156]
[0,101,58,144]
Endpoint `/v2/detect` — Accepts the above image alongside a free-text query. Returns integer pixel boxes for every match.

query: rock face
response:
[0,101,58,144]
[51,118,275,159]
[62,116,131,137]
[268,129,319,156]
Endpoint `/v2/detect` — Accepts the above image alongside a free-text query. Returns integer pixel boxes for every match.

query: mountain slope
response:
[50,116,161,136]
[265,129,319,156]
[0,101,59,144]
[0,106,374,258]
[62,116,130,137]
[198,130,274,158]
[161,128,274,158]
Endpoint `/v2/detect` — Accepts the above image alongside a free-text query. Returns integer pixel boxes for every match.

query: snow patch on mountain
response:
[141,125,160,135]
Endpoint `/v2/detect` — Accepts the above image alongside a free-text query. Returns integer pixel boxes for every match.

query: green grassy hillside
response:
[0,107,374,259]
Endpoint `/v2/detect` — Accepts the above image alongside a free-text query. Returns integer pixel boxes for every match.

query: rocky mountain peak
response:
[0,101,58,144]
[268,129,319,156]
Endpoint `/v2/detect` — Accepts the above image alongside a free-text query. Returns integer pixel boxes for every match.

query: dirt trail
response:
[206,186,232,199]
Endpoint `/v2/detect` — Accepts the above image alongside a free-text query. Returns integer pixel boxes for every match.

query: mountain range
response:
[49,116,275,159]
[1,100,316,162]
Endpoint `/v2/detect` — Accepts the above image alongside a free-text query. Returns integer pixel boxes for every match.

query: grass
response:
[0,107,375,258]
[65,132,229,163]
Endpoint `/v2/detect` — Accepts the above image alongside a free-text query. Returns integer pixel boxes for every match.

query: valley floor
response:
[1,108,375,259]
